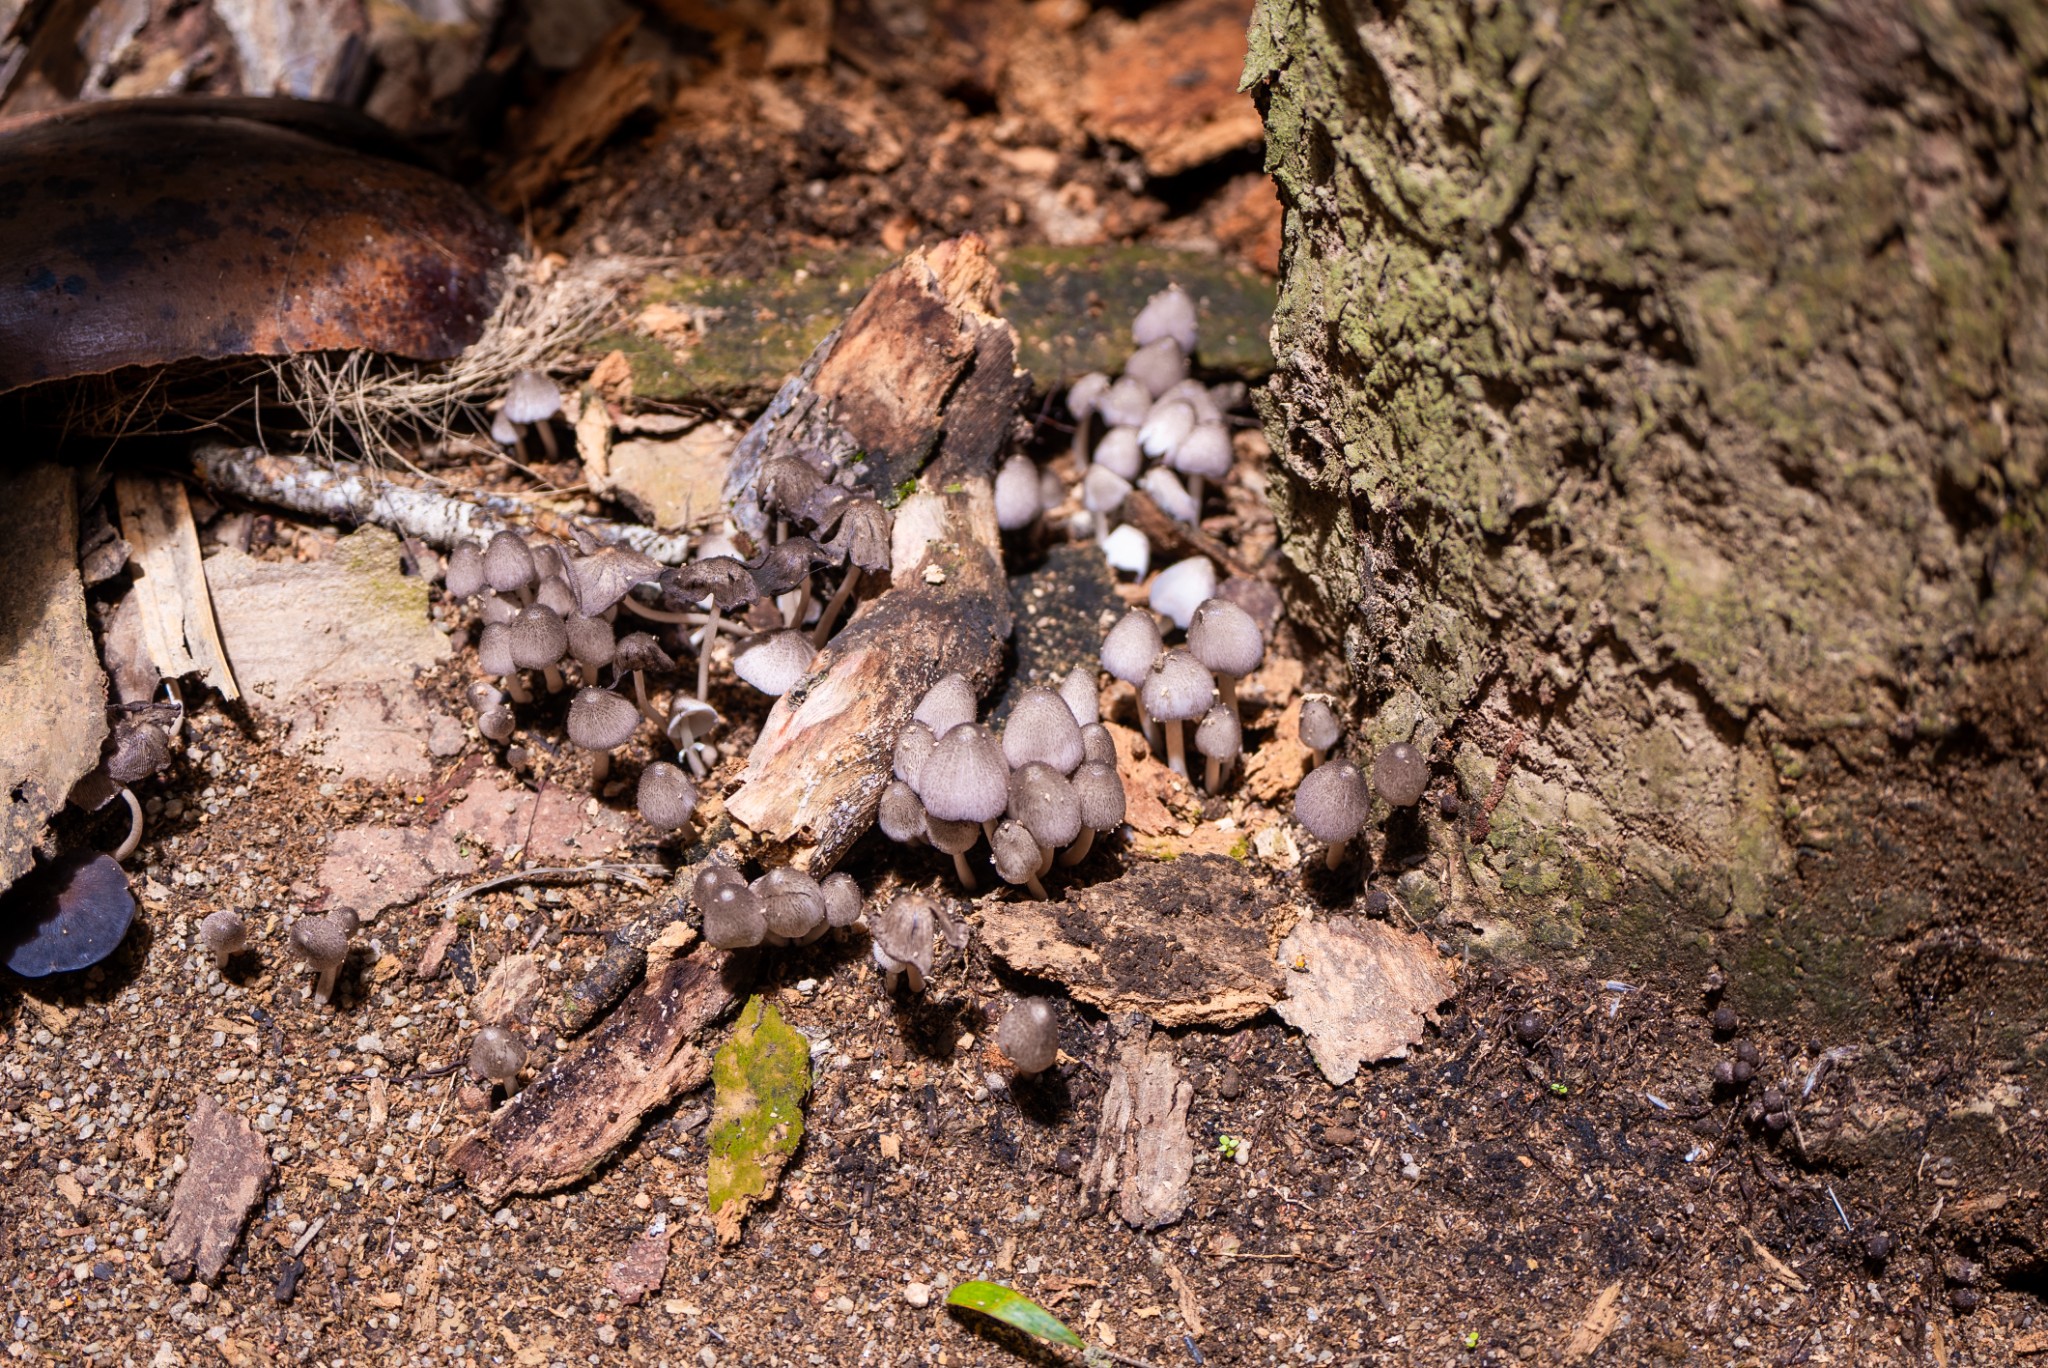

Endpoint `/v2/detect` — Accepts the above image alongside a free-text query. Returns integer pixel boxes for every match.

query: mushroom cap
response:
[1007,762,1083,848]
[697,867,766,949]
[612,630,674,674]
[1194,701,1242,761]
[826,498,893,572]
[1098,376,1153,428]
[821,872,863,928]
[1092,426,1144,481]
[478,591,518,626]
[1188,597,1264,678]
[0,851,136,977]
[1002,688,1085,774]
[870,895,935,979]
[502,370,563,424]
[1132,285,1198,352]
[924,813,980,854]
[912,673,977,738]
[748,536,841,596]
[994,455,1043,531]
[535,574,578,616]
[1148,556,1218,632]
[565,546,662,617]
[1071,761,1127,831]
[566,687,641,751]
[1100,609,1164,684]
[104,718,171,784]
[1079,723,1117,767]
[565,614,616,670]
[1168,420,1233,479]
[469,1025,525,1084]
[637,761,698,830]
[1140,648,1215,723]
[664,695,722,749]
[199,908,246,958]
[1139,467,1198,523]
[289,914,349,970]
[893,721,937,788]
[755,868,824,942]
[506,605,569,670]
[477,622,516,676]
[470,682,509,717]
[1101,524,1152,578]
[1295,759,1370,843]
[1124,337,1188,397]
[758,456,825,516]
[478,707,516,743]
[877,779,928,844]
[919,723,1010,823]
[1298,696,1344,752]
[795,481,858,536]
[731,630,818,696]
[483,530,536,593]
[1157,377,1222,423]
[997,997,1060,1074]
[692,862,747,911]
[1067,371,1113,420]
[1058,667,1100,727]
[490,409,520,445]
[990,819,1043,886]
[445,541,485,598]
[660,556,758,612]
[1081,464,1132,516]
[1372,741,1430,807]
[1138,399,1196,458]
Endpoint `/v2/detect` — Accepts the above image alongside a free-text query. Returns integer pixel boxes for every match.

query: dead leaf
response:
[474,954,545,1025]
[1080,1016,1194,1229]
[1564,1281,1623,1360]
[708,995,811,1245]
[1272,915,1456,1083]
[607,1219,672,1304]
[156,1095,274,1284]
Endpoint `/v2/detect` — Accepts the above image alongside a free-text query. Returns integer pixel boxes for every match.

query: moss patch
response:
[707,996,811,1246]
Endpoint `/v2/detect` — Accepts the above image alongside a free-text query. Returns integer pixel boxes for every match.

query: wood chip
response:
[1272,915,1456,1083]
[1564,1281,1623,1360]
[473,954,545,1025]
[156,1095,274,1284]
[113,473,239,700]
[1738,1224,1810,1292]
[1080,1016,1194,1230]
[608,1219,672,1304]
[450,945,736,1205]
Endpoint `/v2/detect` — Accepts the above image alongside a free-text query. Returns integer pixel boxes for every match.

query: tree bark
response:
[1246,0,2045,1025]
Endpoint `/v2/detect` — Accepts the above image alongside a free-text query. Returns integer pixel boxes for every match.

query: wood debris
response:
[490,16,663,213]
[608,1218,673,1305]
[113,474,239,701]
[1563,1281,1623,1360]
[1080,1015,1195,1230]
[1080,0,1265,177]
[451,945,736,1204]
[473,954,545,1024]
[1272,915,1455,1083]
[156,1095,274,1284]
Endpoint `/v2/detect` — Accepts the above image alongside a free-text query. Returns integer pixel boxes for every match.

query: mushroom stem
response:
[1071,413,1093,466]
[784,579,813,631]
[950,850,977,891]
[1058,827,1096,867]
[1218,673,1240,725]
[535,422,559,462]
[1023,872,1048,900]
[1035,843,1055,879]
[1188,472,1207,511]
[982,819,999,847]
[631,672,662,726]
[1165,720,1189,778]
[696,604,720,700]
[591,752,612,784]
[619,595,696,625]
[684,745,710,779]
[1204,755,1222,794]
[1136,697,1161,755]
[542,664,566,694]
[1323,837,1349,871]
[110,786,144,863]
[313,964,340,1005]
[811,567,862,646]
[502,673,533,705]
[1309,744,1328,770]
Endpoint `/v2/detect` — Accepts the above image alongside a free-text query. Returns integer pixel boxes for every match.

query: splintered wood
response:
[724,236,1027,872]
[156,1095,273,1284]
[113,473,239,701]
[451,945,736,1204]
[1081,1016,1195,1230]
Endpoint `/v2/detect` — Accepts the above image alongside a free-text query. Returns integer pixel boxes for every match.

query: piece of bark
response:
[1080,0,1264,177]
[451,943,736,1204]
[556,880,691,1035]
[414,921,460,980]
[488,16,661,212]
[979,855,1285,1028]
[723,236,1026,872]
[113,473,239,701]
[1272,915,1456,1084]
[1080,1015,1194,1230]
[473,954,544,1025]
[607,1218,672,1305]
[0,465,106,896]
[156,1095,274,1284]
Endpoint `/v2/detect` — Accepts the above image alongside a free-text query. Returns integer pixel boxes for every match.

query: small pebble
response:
[1513,1012,1545,1044]
[1216,1065,1243,1100]
[1865,1233,1892,1263]
[904,1282,932,1308]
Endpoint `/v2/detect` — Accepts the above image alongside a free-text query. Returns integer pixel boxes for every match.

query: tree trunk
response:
[1246,1,2045,1061]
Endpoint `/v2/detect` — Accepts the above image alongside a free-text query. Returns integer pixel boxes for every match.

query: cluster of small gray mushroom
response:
[1289,696,1434,869]
[440,464,891,833]
[1101,594,1265,791]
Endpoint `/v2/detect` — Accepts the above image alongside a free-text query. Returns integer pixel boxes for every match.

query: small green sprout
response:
[1216,1133,1241,1160]
[1549,1082,1569,1097]
[1462,1330,1479,1349]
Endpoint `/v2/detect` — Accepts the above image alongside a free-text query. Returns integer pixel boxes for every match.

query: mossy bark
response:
[1246,1,2047,1014]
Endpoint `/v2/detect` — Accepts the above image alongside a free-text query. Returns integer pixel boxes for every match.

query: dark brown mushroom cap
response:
[1372,742,1430,807]
[826,498,894,572]
[1187,598,1264,679]
[759,456,827,517]
[1298,696,1344,753]
[565,614,617,670]
[870,894,935,976]
[104,718,172,785]
[1007,762,1083,848]
[692,863,748,912]
[1100,609,1164,685]
[1194,702,1242,761]
[478,707,515,743]
[1139,649,1215,724]
[920,723,1010,824]
[445,541,485,598]
[878,779,929,844]
[821,872,863,928]
[893,721,937,789]
[483,531,536,594]
[1295,760,1370,843]
[613,631,675,674]
[469,1025,525,1085]
[1001,689,1085,774]
[506,605,569,670]
[1071,761,1126,831]
[794,482,858,535]
[990,819,1043,886]
[996,998,1059,1074]
[566,688,640,751]
[566,546,663,617]
[660,556,758,612]
[912,674,977,737]
[637,761,698,830]
[748,536,843,596]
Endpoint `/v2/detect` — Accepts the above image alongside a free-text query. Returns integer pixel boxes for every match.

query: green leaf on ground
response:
[945,1281,1086,1350]
[707,995,810,1245]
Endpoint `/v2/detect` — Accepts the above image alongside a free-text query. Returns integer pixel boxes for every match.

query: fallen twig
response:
[440,861,666,913]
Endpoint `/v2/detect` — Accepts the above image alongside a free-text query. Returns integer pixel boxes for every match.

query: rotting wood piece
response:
[1080,1014,1195,1230]
[451,944,738,1204]
[113,475,239,702]
[156,1095,274,1284]
[556,879,692,1035]
[723,236,1026,873]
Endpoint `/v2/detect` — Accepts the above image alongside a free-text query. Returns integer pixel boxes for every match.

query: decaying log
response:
[723,235,1027,872]
[450,943,737,1204]
[156,1095,273,1284]
[1080,1015,1194,1231]
[556,877,692,1035]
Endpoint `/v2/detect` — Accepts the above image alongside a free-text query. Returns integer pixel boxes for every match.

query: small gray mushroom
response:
[870,894,936,992]
[637,761,698,831]
[289,910,357,1005]
[1298,696,1343,768]
[468,1025,526,1097]
[1372,742,1430,808]
[199,909,246,971]
[996,997,1060,1075]
[695,865,766,950]
[1295,760,1370,870]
